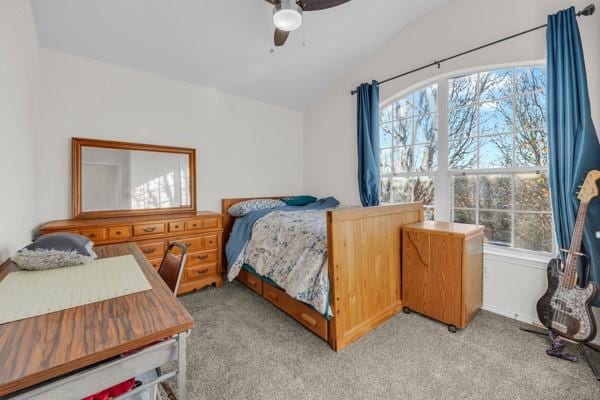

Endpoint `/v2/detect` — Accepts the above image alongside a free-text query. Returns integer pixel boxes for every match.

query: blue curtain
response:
[547,7,600,304]
[357,81,380,206]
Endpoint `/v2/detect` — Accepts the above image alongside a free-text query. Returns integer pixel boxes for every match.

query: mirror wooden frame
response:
[72,137,196,219]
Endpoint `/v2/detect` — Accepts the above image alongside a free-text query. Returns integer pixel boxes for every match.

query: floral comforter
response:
[227,209,331,316]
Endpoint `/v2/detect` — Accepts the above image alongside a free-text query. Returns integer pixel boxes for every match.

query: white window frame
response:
[379,61,554,257]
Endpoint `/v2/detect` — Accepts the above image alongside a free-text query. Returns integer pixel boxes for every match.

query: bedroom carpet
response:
[172,281,600,400]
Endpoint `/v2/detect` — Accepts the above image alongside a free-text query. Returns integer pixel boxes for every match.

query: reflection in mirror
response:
[81,147,190,212]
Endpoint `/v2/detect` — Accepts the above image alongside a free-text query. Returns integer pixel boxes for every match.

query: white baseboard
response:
[482,303,600,346]
[482,303,539,325]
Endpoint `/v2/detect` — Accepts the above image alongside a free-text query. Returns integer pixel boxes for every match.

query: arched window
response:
[380,64,551,253]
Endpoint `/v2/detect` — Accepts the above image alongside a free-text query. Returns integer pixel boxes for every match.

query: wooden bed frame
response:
[222,197,424,351]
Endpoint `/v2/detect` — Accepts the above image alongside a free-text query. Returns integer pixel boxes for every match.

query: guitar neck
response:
[563,201,589,288]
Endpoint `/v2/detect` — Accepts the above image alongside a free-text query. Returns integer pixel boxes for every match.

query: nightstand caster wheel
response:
[448,325,457,333]
[403,307,411,314]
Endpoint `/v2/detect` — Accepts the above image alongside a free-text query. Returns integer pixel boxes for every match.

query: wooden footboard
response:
[221,198,423,351]
[326,203,423,350]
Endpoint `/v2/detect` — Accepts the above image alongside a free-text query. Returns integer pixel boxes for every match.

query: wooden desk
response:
[0,243,194,398]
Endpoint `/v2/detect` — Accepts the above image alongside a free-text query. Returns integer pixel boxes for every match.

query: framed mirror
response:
[72,138,196,219]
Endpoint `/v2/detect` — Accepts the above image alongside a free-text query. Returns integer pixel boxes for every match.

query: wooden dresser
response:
[40,212,223,295]
[402,221,484,331]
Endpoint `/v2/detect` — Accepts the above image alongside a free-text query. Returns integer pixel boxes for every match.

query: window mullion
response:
[475,72,481,227]
[510,67,517,248]
[511,174,516,248]
[475,174,480,225]
[437,78,450,221]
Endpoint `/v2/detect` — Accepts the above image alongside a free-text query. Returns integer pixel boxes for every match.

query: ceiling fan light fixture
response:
[273,0,303,31]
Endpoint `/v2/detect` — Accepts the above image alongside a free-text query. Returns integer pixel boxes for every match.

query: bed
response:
[222,197,423,351]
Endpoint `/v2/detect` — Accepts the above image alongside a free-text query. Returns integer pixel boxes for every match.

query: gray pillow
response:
[227,199,285,217]
[12,233,98,271]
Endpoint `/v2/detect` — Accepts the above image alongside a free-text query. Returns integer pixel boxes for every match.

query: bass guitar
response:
[536,170,600,342]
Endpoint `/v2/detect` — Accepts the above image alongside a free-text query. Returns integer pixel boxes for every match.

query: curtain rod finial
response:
[579,4,595,16]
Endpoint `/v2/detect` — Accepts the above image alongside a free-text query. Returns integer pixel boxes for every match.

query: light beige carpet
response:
[172,281,600,400]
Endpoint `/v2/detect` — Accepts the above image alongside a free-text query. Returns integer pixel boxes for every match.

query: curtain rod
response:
[350,3,596,95]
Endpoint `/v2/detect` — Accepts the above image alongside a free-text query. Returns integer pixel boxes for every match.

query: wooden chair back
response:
[158,242,188,294]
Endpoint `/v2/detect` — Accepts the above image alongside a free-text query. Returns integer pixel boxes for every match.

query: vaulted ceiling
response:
[31,0,447,110]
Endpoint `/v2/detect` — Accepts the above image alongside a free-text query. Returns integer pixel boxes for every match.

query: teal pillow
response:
[282,195,317,206]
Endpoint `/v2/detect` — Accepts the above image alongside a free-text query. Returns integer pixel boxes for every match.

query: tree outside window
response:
[380,65,551,253]
[380,85,437,220]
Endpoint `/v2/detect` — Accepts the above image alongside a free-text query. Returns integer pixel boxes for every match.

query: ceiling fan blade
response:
[274,28,290,46]
[264,0,280,4]
[298,0,351,11]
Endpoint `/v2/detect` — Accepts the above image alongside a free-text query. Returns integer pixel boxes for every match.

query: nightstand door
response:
[429,234,463,325]
[402,230,430,315]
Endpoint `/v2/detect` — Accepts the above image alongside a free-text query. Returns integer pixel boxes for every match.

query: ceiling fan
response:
[264,0,351,47]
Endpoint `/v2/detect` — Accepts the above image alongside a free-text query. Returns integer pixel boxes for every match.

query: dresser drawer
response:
[137,241,165,259]
[184,219,203,231]
[107,226,131,241]
[133,222,166,237]
[186,250,217,267]
[201,217,219,229]
[168,221,185,233]
[184,263,218,282]
[172,234,218,253]
[262,284,327,340]
[202,234,218,250]
[148,258,162,271]
[79,228,106,242]
[174,237,202,253]
[185,217,219,231]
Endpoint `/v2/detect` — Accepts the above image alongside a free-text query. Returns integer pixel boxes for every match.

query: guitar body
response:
[537,258,598,342]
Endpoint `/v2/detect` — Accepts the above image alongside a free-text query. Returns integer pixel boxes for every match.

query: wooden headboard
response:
[221,196,286,256]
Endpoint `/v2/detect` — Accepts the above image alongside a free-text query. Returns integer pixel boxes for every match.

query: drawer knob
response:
[198,268,209,274]
[300,313,317,327]
[88,234,96,238]
[266,293,278,302]
[197,255,209,260]
[142,248,156,254]
[143,227,157,233]
[116,231,121,235]
[184,243,193,248]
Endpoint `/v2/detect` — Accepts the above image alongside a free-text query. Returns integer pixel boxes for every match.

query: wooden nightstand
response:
[402,221,484,331]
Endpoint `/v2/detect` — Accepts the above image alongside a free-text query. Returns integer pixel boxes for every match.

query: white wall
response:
[0,0,40,262]
[38,48,304,222]
[303,0,600,339]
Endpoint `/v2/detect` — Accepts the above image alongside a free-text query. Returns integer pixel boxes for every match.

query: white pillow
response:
[228,199,285,217]
[12,233,97,270]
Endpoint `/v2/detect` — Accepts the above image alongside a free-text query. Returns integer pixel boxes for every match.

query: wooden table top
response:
[41,211,221,229]
[0,243,194,397]
[404,221,484,237]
